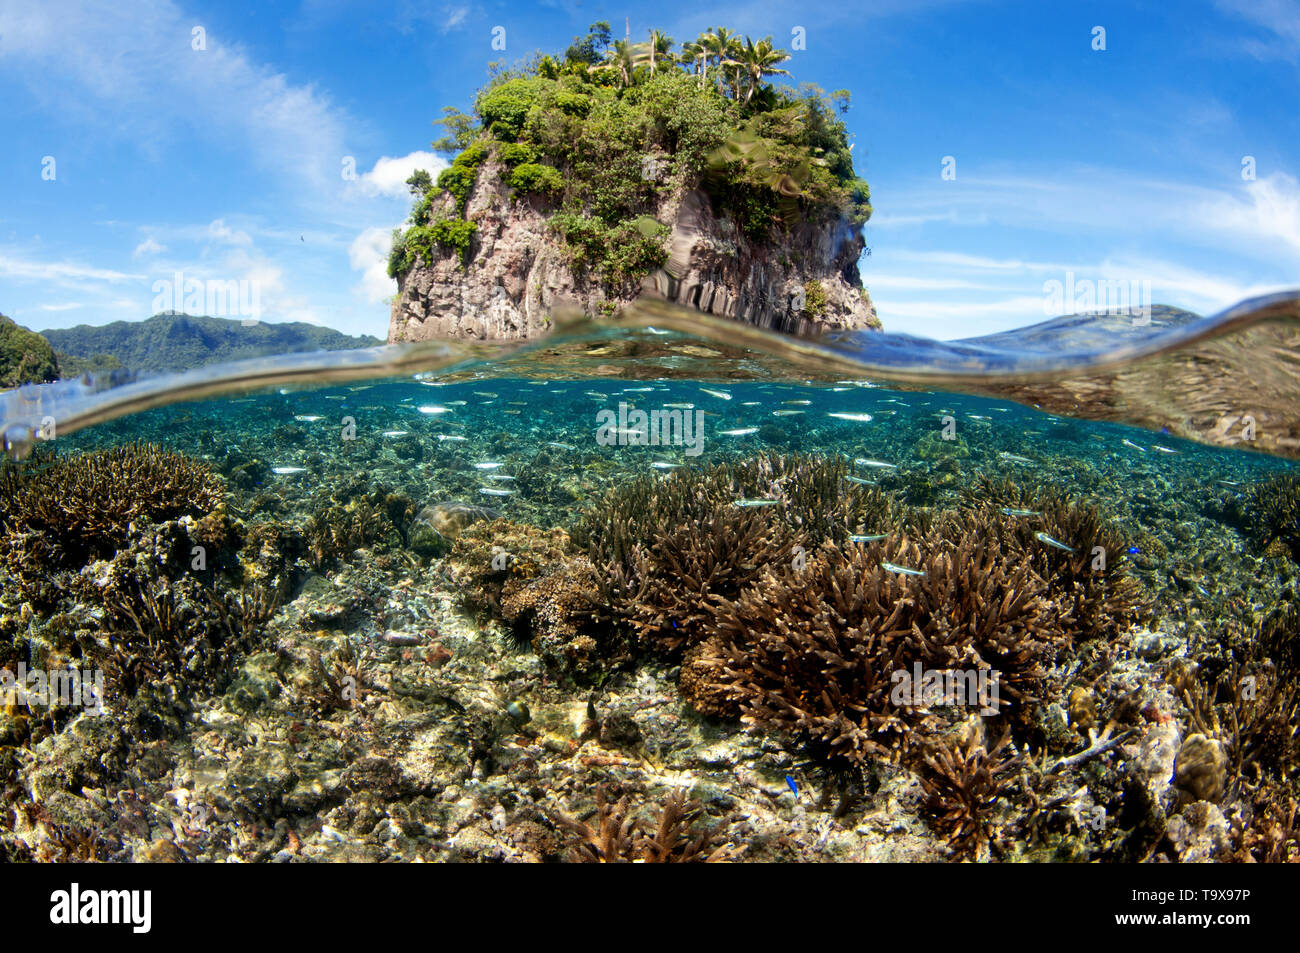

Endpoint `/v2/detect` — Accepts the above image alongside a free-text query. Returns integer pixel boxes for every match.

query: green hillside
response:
[43,312,383,375]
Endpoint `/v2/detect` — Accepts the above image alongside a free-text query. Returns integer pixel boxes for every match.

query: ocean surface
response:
[2,291,1299,863]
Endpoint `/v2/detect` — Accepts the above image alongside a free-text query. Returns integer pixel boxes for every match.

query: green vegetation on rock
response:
[390,23,872,293]
[0,314,60,389]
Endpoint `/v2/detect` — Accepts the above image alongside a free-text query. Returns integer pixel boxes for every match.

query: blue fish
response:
[785,775,799,798]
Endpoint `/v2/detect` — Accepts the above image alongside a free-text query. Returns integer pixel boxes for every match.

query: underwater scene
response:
[3,303,1300,865]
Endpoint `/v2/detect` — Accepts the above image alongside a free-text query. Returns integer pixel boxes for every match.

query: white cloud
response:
[132,237,166,257]
[0,253,145,284]
[349,227,396,303]
[207,219,254,246]
[359,152,449,199]
[1196,172,1300,258]
[37,302,84,311]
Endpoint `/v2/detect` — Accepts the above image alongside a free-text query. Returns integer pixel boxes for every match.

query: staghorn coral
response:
[966,476,1149,642]
[61,515,286,700]
[552,787,740,862]
[572,453,899,653]
[693,510,1070,765]
[917,728,1019,860]
[0,443,224,604]
[303,489,410,570]
[1236,473,1300,561]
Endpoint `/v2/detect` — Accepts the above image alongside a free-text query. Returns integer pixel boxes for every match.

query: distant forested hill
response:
[44,312,383,375]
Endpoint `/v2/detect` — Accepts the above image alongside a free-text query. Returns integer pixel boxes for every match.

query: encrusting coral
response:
[446,519,603,674]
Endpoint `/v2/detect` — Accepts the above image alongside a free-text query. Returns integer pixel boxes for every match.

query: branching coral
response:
[693,512,1068,764]
[446,519,603,674]
[572,453,900,653]
[1237,473,1300,561]
[0,443,224,603]
[966,476,1149,642]
[917,729,1019,859]
[303,490,410,570]
[553,787,740,862]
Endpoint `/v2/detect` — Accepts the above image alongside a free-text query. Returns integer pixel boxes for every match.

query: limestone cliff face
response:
[388,158,879,343]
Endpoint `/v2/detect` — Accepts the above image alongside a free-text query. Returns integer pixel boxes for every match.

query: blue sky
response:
[1,0,1297,341]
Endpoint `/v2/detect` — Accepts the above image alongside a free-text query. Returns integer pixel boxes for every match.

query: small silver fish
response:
[700,388,732,400]
[381,430,409,437]
[546,442,576,450]
[650,461,681,470]
[1121,439,1146,452]
[719,427,758,436]
[271,466,307,475]
[999,452,1032,464]
[772,410,804,416]
[849,534,888,543]
[486,474,516,481]
[1035,532,1075,553]
[437,435,468,442]
[1001,507,1041,517]
[854,458,897,469]
[845,475,873,485]
[293,414,323,422]
[881,561,926,577]
[474,462,504,470]
[663,403,695,410]
[1152,445,1178,454]
[827,412,873,422]
[783,400,812,406]
[480,488,515,496]
[418,405,452,414]
[733,498,780,507]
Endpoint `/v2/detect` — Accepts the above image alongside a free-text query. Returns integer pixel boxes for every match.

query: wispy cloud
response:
[0,0,355,192]
[0,253,145,284]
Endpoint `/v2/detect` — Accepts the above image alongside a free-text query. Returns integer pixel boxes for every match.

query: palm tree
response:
[738,36,791,105]
[647,29,674,76]
[595,39,637,87]
[700,27,740,92]
[680,40,707,84]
